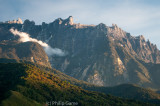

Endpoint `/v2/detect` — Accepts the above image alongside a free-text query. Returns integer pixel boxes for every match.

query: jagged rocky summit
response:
[5,18,23,24]
[0,16,160,90]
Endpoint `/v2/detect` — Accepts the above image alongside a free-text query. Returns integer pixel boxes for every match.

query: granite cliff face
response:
[0,17,160,89]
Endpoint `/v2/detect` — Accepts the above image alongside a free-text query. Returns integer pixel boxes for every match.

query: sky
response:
[0,0,160,48]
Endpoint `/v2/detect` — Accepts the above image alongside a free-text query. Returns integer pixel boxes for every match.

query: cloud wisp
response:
[10,28,66,56]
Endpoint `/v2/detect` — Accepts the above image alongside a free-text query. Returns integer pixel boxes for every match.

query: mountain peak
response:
[53,16,74,25]
[107,24,126,38]
[136,35,145,41]
[5,18,23,24]
[64,16,74,25]
[111,23,120,31]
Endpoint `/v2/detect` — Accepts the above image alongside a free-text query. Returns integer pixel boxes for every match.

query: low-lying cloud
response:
[10,28,66,56]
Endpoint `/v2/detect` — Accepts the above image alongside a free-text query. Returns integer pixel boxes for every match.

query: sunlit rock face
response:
[1,16,160,89]
[67,16,74,25]
[5,18,23,24]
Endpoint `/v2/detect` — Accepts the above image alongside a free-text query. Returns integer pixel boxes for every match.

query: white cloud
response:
[10,28,66,56]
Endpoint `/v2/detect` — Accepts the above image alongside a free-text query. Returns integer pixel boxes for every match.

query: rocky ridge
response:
[0,16,160,89]
[5,18,23,24]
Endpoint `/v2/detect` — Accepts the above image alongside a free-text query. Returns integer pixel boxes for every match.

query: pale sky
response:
[0,0,160,49]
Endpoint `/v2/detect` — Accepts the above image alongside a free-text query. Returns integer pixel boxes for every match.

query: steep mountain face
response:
[0,17,160,89]
[0,40,51,68]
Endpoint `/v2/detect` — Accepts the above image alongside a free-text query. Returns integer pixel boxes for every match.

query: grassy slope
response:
[1,91,41,106]
[84,84,160,104]
[35,64,160,104]
[0,63,149,106]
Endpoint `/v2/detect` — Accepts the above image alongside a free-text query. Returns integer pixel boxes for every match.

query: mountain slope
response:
[1,91,40,106]
[84,84,160,104]
[0,63,148,106]
[1,17,160,90]
[26,63,160,104]
[0,40,51,68]
[30,17,160,89]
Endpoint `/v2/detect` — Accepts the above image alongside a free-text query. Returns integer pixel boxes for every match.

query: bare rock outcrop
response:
[6,18,23,24]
